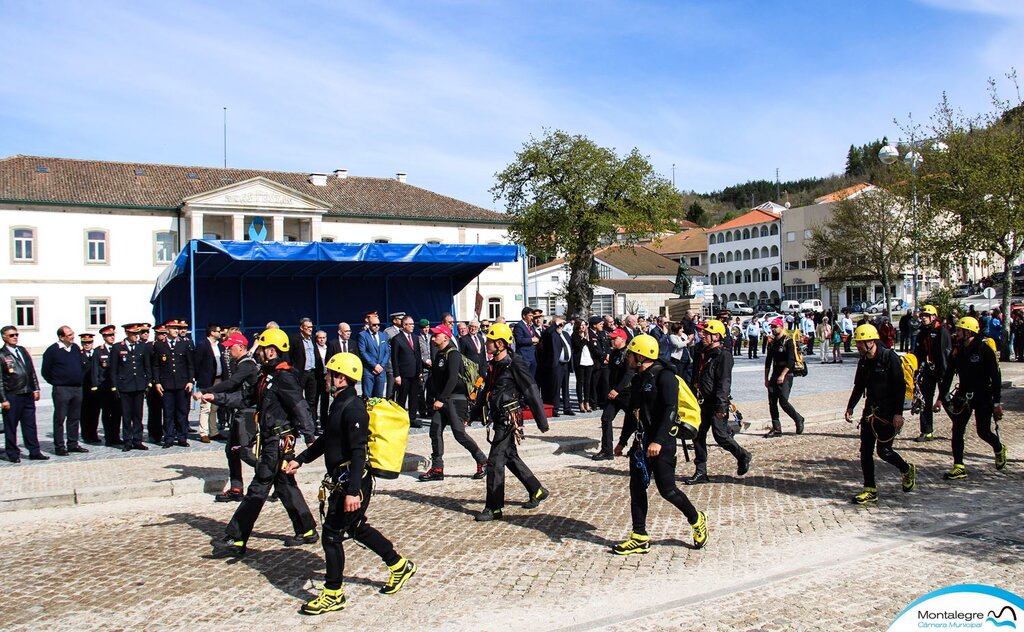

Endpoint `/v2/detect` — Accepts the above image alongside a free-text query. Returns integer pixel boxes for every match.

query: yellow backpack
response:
[667,372,702,440]
[900,353,918,402]
[365,398,410,479]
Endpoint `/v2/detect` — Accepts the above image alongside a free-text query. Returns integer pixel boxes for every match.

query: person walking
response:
[763,317,805,438]
[471,323,550,522]
[935,316,1008,481]
[592,328,634,461]
[1,326,47,462]
[845,324,917,505]
[610,333,708,555]
[912,305,951,443]
[417,324,488,482]
[285,352,417,615]
[684,320,752,485]
[41,325,88,455]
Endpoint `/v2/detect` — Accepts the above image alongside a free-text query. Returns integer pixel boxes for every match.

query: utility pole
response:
[775,168,781,202]
[672,163,676,188]
[223,107,227,168]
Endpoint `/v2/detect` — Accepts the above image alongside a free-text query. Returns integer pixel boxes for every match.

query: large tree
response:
[805,188,915,321]
[913,75,1024,358]
[492,130,676,319]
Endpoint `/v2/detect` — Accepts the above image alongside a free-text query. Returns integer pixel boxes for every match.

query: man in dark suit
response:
[459,320,488,379]
[513,307,539,377]
[313,329,329,432]
[79,333,102,444]
[92,325,122,445]
[325,322,353,358]
[144,326,165,443]
[545,317,575,417]
[194,323,223,442]
[289,317,318,418]
[152,320,194,448]
[111,324,153,451]
[1,325,47,462]
[391,315,423,418]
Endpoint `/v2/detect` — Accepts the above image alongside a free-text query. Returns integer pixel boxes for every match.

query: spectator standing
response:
[313,330,330,432]
[1,326,46,462]
[391,316,423,416]
[746,316,761,359]
[590,316,610,408]
[79,333,101,444]
[1011,309,1024,361]
[288,318,319,419]
[194,324,224,443]
[92,325,122,446]
[41,325,88,455]
[816,317,833,364]
[152,320,194,448]
[898,310,912,352]
[878,317,896,349]
[458,320,487,379]
[112,324,153,451]
[572,320,598,412]
[383,311,405,399]
[358,312,390,398]
[800,312,816,355]
[513,307,539,377]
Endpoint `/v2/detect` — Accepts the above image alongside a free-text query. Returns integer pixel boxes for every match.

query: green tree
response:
[492,130,676,319]
[844,144,863,177]
[805,189,915,322]
[914,73,1024,358]
[686,200,707,226]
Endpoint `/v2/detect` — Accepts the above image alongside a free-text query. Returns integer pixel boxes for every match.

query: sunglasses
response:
[4,333,19,337]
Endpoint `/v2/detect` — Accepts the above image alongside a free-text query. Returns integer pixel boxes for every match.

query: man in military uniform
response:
[153,320,195,448]
[111,324,151,452]
[146,325,166,444]
[92,325,122,446]
[913,304,951,442]
[207,329,318,557]
[285,352,417,615]
[471,322,550,522]
[79,333,102,444]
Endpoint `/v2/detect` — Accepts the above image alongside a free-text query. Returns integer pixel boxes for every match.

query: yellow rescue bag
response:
[670,375,703,440]
[900,353,918,402]
[365,398,410,479]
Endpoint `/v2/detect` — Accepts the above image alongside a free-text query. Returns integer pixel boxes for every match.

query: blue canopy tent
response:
[151,240,522,337]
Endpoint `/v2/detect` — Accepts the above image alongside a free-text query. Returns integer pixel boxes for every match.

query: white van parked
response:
[726,300,754,315]
[799,299,824,313]
[780,300,801,314]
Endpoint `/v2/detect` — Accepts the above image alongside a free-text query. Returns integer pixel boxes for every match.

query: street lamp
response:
[879,141,923,309]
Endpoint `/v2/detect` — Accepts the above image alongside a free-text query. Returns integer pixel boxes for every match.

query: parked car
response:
[953,285,971,298]
[780,300,801,315]
[866,298,903,314]
[753,301,779,314]
[799,299,824,313]
[726,300,754,315]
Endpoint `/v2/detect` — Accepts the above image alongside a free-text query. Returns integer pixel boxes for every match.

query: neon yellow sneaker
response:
[851,487,878,505]
[300,586,346,615]
[943,464,967,480]
[995,445,1008,470]
[691,511,709,549]
[612,532,650,555]
[381,558,417,595]
[901,463,917,493]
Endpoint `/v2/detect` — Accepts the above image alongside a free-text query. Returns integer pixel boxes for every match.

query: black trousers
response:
[553,362,571,412]
[226,438,316,543]
[592,366,610,408]
[322,472,400,590]
[226,410,257,490]
[575,365,593,407]
[806,334,816,355]
[81,386,101,441]
[599,398,634,455]
[628,441,698,534]
[3,393,40,460]
[858,415,909,488]
[485,421,541,510]
[429,396,485,468]
[299,369,317,419]
[761,336,770,355]
[919,374,938,435]
[692,407,749,476]
[162,388,189,442]
[99,389,121,444]
[748,336,759,358]
[1015,337,1024,361]
[146,388,162,442]
[51,385,82,450]
[948,399,1002,465]
[395,374,421,416]
[120,391,146,445]
[315,379,330,429]
[767,376,802,429]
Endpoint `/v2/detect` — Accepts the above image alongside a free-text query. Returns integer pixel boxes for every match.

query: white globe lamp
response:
[878,144,899,165]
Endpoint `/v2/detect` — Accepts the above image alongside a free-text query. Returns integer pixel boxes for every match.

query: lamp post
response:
[879,140,922,308]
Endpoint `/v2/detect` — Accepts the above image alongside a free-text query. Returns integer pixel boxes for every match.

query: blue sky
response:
[1,1,1021,209]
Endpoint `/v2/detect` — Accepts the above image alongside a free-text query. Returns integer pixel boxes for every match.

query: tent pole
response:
[450,277,456,321]
[239,277,245,335]
[385,275,390,321]
[520,245,527,313]
[315,275,321,331]
[189,240,197,341]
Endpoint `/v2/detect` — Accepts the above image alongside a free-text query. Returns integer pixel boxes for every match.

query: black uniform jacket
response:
[914,321,952,378]
[111,341,151,393]
[152,338,195,390]
[620,361,678,448]
[473,352,548,431]
[212,360,314,441]
[693,345,732,416]
[607,347,634,404]
[295,386,368,494]
[846,347,904,420]
[938,336,1001,405]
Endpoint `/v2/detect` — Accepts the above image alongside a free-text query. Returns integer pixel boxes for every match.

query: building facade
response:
[706,209,783,308]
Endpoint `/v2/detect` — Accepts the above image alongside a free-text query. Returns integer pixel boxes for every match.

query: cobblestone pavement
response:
[0,382,1020,630]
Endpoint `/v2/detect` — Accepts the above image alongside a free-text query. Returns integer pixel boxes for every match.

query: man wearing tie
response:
[391,316,423,415]
[313,330,329,432]
[358,312,390,398]
[111,324,153,451]
[513,307,540,377]
[1,326,47,462]
[152,320,194,448]
[459,320,488,379]
[326,322,353,357]
[288,317,318,420]
[548,318,575,417]
[79,333,102,444]
[92,325,121,446]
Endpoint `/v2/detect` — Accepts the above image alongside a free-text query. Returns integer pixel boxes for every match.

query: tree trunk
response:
[566,250,595,321]
[1000,255,1013,361]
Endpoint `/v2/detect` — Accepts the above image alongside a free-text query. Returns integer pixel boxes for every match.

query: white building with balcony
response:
[706,209,783,308]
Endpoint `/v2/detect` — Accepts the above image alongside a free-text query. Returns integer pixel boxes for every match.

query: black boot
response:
[763,424,783,438]
[684,471,710,485]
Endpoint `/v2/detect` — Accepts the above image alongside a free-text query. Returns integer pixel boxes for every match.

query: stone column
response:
[272,216,285,242]
[190,210,204,241]
[310,215,322,242]
[232,214,245,240]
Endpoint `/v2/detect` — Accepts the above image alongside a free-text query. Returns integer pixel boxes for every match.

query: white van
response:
[800,299,824,313]
[780,300,801,314]
[726,300,754,315]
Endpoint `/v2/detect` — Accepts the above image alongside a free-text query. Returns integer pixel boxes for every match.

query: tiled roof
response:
[814,183,873,204]
[647,228,708,256]
[0,155,506,223]
[709,209,781,233]
[596,279,676,294]
[529,244,679,277]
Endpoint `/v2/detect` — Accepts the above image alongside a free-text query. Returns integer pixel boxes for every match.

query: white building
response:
[706,209,783,308]
[1,155,520,351]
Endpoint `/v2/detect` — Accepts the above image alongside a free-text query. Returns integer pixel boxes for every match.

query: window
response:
[426,239,442,245]
[760,226,769,237]
[203,232,222,240]
[11,227,35,262]
[786,231,796,242]
[87,298,110,326]
[551,275,559,282]
[710,253,717,265]
[771,267,780,281]
[487,297,502,320]
[321,236,335,243]
[689,256,700,266]
[805,259,817,269]
[770,245,779,257]
[708,234,716,245]
[770,224,780,236]
[12,298,37,329]
[591,294,613,316]
[742,229,750,240]
[373,237,390,244]
[155,231,177,264]
[86,230,108,263]
[784,284,817,302]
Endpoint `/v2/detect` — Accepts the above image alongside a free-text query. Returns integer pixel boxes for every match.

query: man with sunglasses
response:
[1,326,46,462]
[358,312,390,398]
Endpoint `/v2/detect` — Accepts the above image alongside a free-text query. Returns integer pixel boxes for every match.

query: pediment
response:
[184,177,327,213]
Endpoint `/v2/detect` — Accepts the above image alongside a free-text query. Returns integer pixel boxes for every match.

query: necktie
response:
[342,339,347,353]
[473,336,480,353]
[407,333,414,349]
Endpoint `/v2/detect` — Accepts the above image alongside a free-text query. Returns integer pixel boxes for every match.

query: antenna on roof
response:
[223,107,227,168]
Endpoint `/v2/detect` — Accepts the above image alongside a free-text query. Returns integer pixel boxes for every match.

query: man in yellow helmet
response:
[205,328,317,557]
[471,322,550,522]
[285,353,417,614]
[684,320,751,485]
[912,304,951,442]
[934,316,1008,480]
[611,334,708,555]
[845,324,917,505]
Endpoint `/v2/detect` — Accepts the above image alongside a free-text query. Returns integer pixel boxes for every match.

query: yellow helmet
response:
[256,328,290,352]
[701,319,727,337]
[854,324,880,342]
[485,322,513,345]
[956,316,980,334]
[921,304,938,316]
[325,352,362,382]
[627,333,659,360]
